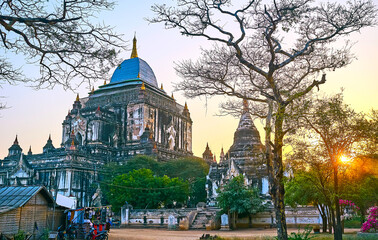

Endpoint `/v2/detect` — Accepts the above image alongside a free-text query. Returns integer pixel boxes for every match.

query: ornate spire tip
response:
[130,34,138,59]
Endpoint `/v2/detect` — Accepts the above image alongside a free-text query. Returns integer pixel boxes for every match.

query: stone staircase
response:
[190,209,218,229]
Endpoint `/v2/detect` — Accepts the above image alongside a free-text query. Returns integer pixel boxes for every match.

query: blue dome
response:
[110,57,158,88]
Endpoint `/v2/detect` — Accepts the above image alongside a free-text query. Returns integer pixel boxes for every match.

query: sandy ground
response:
[108,228,360,240]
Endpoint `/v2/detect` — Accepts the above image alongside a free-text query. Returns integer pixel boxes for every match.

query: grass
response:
[344,217,363,229]
[207,237,273,240]
[203,233,377,240]
[312,233,377,240]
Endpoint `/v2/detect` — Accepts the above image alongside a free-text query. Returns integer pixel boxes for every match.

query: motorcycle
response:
[85,227,108,240]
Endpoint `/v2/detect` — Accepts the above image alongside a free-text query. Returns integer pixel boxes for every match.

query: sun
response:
[340,155,351,164]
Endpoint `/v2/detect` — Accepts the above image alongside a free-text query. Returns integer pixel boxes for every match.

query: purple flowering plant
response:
[361,206,377,233]
[339,199,360,220]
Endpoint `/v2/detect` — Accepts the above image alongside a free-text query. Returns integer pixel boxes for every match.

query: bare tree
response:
[150,0,377,239]
[0,0,126,89]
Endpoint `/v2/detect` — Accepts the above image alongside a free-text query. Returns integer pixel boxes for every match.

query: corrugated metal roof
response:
[0,186,53,213]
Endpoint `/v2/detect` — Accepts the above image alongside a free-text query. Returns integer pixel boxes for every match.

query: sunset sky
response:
[0,0,377,159]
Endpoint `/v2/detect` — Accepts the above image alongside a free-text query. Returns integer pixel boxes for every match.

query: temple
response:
[205,99,269,206]
[0,36,193,207]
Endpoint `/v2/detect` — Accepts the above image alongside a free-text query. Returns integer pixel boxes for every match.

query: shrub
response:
[287,226,314,240]
[361,206,377,233]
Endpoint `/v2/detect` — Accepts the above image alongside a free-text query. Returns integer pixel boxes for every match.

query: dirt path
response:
[108,228,360,240]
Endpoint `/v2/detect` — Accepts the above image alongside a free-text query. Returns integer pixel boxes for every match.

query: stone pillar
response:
[121,206,129,225]
[168,215,176,230]
[220,214,230,231]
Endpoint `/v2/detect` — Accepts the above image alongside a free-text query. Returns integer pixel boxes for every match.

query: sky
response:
[0,0,377,159]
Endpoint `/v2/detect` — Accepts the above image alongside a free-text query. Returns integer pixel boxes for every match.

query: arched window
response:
[76,133,83,145]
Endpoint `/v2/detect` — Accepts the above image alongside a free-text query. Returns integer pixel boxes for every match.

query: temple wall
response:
[245,206,321,228]
[123,206,321,229]
[124,208,194,226]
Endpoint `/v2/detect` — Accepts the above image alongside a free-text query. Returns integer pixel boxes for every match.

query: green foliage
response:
[340,157,378,219]
[344,215,363,228]
[217,175,265,215]
[101,156,209,208]
[108,168,189,211]
[286,226,314,240]
[162,157,209,206]
[162,157,209,178]
[312,234,378,240]
[39,228,50,240]
[14,231,26,240]
[285,170,331,208]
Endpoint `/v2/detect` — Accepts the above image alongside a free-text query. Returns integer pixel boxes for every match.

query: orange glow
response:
[340,155,351,164]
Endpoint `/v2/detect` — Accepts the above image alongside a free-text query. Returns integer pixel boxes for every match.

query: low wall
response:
[123,206,321,229]
[125,208,195,227]
[240,206,321,228]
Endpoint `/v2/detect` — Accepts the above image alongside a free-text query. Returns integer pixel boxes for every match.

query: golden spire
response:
[171,93,174,100]
[130,34,138,59]
[137,72,140,79]
[184,102,188,110]
[76,94,79,101]
[104,80,107,85]
[160,83,164,90]
[91,87,94,94]
[141,82,146,90]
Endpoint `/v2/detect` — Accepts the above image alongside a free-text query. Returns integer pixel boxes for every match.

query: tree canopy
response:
[162,157,209,206]
[285,93,378,234]
[107,168,189,210]
[100,155,209,208]
[217,175,265,229]
[0,0,125,89]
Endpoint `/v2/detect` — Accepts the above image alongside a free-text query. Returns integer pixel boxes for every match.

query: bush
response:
[361,206,377,233]
[287,226,314,240]
[345,215,363,228]
[14,231,26,240]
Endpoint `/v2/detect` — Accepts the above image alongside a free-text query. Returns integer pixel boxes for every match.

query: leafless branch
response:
[0,0,127,90]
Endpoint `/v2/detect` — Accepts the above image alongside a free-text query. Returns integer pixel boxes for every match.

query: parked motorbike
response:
[85,227,108,240]
[57,225,65,240]
[64,224,77,240]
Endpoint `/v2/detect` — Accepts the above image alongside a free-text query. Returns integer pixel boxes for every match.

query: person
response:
[105,220,111,232]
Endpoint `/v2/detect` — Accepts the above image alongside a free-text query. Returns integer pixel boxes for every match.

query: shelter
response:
[0,186,64,237]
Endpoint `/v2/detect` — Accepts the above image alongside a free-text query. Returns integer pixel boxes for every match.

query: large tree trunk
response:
[327,206,333,234]
[331,206,338,236]
[265,101,279,233]
[322,215,328,233]
[230,211,237,229]
[325,204,333,234]
[333,162,342,240]
[272,104,288,240]
[317,204,328,233]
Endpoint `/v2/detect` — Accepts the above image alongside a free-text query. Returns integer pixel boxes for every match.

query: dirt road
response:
[108,228,360,240]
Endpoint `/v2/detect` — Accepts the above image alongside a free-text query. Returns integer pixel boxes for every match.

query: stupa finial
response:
[130,33,138,59]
